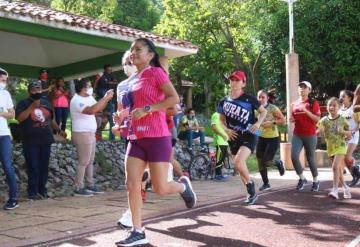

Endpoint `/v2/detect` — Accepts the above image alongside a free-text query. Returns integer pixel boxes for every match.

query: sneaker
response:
[200,147,208,154]
[115,230,149,246]
[349,165,360,187]
[117,210,132,229]
[142,170,150,182]
[186,147,194,156]
[343,187,351,199]
[259,183,271,191]
[74,188,94,197]
[311,181,320,192]
[179,176,197,208]
[328,190,339,200]
[274,160,285,176]
[214,174,229,182]
[86,186,104,194]
[245,181,258,205]
[3,200,19,210]
[296,178,307,191]
[141,189,147,202]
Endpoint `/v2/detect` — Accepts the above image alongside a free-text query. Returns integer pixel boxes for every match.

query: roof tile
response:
[0,1,197,50]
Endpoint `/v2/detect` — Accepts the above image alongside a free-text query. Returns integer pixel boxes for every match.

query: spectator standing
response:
[53,78,69,132]
[94,65,117,141]
[0,68,19,209]
[15,81,66,200]
[290,81,321,191]
[70,78,114,196]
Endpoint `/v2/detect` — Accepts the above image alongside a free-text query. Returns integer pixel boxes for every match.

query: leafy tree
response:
[113,0,161,31]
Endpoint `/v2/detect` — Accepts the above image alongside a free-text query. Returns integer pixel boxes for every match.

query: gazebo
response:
[0,1,198,80]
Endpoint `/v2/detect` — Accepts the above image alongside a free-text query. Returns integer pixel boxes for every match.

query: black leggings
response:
[256,137,280,184]
[215,145,228,175]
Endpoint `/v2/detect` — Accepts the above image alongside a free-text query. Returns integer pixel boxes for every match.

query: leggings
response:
[256,137,280,184]
[291,134,318,177]
[215,145,228,175]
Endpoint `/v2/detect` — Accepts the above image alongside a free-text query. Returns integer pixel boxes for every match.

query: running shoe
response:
[310,181,320,192]
[296,178,307,191]
[259,183,271,191]
[245,181,258,205]
[115,230,149,246]
[74,188,94,197]
[117,209,132,229]
[86,186,104,194]
[349,165,360,187]
[179,176,197,208]
[142,170,149,182]
[3,199,19,210]
[274,160,285,176]
[343,187,351,199]
[328,190,339,200]
[214,174,229,182]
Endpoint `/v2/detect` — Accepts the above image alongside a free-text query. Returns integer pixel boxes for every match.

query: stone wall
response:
[0,141,192,201]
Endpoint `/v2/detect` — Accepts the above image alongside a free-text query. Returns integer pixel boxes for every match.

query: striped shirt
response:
[128,66,171,139]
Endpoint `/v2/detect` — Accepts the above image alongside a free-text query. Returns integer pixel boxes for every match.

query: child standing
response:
[317,97,351,199]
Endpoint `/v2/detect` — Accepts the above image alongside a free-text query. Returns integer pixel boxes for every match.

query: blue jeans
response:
[23,144,51,198]
[178,130,205,148]
[54,107,69,131]
[0,136,17,200]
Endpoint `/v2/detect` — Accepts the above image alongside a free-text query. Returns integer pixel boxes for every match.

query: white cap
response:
[299,81,312,90]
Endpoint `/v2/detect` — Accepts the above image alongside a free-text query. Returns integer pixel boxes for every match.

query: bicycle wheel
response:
[188,154,211,181]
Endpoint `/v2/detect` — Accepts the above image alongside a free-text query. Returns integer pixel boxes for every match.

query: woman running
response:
[290,81,321,191]
[256,90,286,191]
[217,70,267,205]
[339,90,360,187]
[115,38,196,247]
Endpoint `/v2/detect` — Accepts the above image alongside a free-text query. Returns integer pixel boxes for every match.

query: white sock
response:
[313,176,318,182]
[133,228,143,233]
[181,183,186,192]
[299,174,306,180]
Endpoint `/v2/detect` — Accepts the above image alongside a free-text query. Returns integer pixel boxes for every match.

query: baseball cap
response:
[228,70,247,82]
[28,80,42,91]
[298,81,312,90]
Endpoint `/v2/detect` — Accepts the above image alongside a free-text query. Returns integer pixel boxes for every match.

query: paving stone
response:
[1,226,58,240]
[40,221,85,232]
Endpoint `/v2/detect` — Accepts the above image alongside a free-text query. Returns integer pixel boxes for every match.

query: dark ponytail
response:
[133,38,163,69]
[308,92,316,108]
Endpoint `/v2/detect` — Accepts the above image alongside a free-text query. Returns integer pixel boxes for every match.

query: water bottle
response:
[246,124,262,136]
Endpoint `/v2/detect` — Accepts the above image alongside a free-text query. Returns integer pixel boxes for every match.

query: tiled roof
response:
[0,1,198,50]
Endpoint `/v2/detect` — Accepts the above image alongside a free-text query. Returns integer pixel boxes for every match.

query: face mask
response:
[31,92,42,100]
[124,64,137,77]
[86,87,93,96]
[0,82,6,90]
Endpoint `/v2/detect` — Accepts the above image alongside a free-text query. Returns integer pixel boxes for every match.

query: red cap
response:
[229,70,246,82]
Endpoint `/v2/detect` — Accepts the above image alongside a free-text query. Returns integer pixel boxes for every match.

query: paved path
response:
[0,168,358,247]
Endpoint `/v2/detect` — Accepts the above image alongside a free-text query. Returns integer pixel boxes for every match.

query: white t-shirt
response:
[116,73,138,106]
[70,94,97,132]
[339,105,357,131]
[0,90,14,136]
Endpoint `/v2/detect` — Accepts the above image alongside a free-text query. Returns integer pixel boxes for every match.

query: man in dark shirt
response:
[94,64,117,141]
[15,81,66,200]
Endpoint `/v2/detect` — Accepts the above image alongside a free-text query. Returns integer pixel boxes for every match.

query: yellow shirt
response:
[258,103,280,138]
[317,115,349,156]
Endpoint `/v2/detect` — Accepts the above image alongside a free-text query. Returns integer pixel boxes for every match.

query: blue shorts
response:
[126,136,172,163]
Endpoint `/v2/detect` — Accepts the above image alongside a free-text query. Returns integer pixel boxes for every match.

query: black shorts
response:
[172,138,177,147]
[228,132,257,155]
[256,137,280,162]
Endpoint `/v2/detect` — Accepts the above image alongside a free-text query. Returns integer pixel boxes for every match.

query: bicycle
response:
[187,143,236,181]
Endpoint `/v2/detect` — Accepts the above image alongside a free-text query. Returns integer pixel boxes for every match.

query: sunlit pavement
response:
[1,168,359,247]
